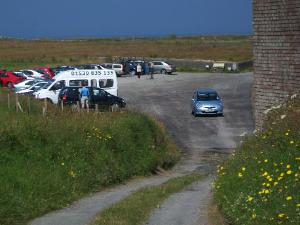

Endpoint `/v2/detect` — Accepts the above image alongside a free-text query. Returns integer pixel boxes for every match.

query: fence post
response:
[15,94,18,112]
[27,96,31,114]
[77,101,80,112]
[7,93,10,110]
[95,104,98,112]
[60,101,64,111]
[43,98,47,116]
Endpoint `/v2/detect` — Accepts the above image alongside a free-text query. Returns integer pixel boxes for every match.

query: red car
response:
[36,67,56,78]
[0,71,26,88]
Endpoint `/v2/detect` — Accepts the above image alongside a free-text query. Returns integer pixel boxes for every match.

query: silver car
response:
[191,88,223,116]
[151,61,176,74]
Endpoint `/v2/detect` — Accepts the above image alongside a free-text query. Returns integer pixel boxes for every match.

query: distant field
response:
[0,36,253,70]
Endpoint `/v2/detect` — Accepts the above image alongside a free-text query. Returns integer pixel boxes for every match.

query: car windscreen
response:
[42,81,54,89]
[197,93,219,101]
[13,72,26,78]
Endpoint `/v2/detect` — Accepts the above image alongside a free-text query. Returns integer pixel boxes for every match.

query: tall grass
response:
[0,90,180,225]
[214,97,300,225]
[0,36,253,70]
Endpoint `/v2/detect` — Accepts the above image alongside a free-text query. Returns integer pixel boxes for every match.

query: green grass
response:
[90,174,202,225]
[0,90,180,225]
[214,97,300,225]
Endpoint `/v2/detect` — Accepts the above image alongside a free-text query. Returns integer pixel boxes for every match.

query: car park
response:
[151,61,176,74]
[11,79,43,92]
[191,88,223,116]
[16,81,49,95]
[0,71,26,88]
[58,86,126,108]
[35,69,118,104]
[20,69,46,79]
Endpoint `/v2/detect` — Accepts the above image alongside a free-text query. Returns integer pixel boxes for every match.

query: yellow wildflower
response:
[274,182,278,186]
[61,162,65,166]
[285,132,289,136]
[242,167,246,171]
[295,157,300,161]
[264,159,268,163]
[252,213,256,219]
[265,189,270,194]
[296,203,300,207]
[286,170,292,175]
[286,165,291,169]
[278,213,285,218]
[247,196,253,202]
[280,173,285,177]
[238,172,243,177]
[286,196,292,201]
[290,140,294,144]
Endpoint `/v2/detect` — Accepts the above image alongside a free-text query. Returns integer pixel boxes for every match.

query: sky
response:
[0,0,252,39]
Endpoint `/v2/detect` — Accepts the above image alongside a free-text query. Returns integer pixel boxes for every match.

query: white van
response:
[35,69,118,104]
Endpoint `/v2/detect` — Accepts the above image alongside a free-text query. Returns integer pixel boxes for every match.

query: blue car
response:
[191,88,223,116]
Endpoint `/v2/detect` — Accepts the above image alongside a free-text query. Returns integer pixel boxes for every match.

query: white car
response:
[102,63,124,76]
[17,81,48,95]
[20,69,46,79]
[12,79,41,92]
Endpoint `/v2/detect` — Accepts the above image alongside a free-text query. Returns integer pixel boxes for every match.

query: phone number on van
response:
[71,70,114,76]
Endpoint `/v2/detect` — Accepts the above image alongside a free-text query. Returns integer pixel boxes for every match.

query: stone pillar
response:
[253,0,300,129]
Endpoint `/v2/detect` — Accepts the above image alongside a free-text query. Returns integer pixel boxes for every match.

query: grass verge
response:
[90,174,202,225]
[0,90,180,225]
[213,97,300,225]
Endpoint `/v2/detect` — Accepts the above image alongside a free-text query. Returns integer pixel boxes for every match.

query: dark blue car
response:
[191,88,223,116]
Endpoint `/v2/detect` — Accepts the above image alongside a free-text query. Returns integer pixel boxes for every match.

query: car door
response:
[49,80,65,104]
[91,88,109,107]
[0,72,8,86]
[191,92,197,110]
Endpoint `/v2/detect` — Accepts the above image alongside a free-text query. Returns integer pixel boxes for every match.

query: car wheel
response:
[7,82,12,88]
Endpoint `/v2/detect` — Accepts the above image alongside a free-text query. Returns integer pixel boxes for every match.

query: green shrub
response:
[0,90,180,225]
[214,98,300,225]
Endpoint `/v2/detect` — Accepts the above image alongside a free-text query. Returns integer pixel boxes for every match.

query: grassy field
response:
[214,97,300,225]
[90,174,202,225]
[0,90,180,225]
[0,36,253,70]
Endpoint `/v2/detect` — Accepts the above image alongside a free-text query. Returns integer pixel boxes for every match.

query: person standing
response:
[80,85,89,109]
[136,63,142,79]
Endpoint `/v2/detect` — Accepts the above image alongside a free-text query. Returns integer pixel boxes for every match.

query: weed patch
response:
[214,97,300,225]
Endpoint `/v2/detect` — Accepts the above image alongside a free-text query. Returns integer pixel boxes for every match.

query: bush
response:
[0,90,180,225]
[214,97,300,225]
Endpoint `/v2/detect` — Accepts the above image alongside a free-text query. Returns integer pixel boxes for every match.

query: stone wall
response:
[253,0,300,128]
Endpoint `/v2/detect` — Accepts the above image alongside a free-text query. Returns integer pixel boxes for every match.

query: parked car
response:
[58,86,126,108]
[52,66,77,75]
[151,61,176,74]
[0,71,26,88]
[16,81,49,95]
[20,69,47,79]
[101,63,124,77]
[191,88,223,116]
[75,64,104,70]
[36,67,56,78]
[11,79,43,92]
